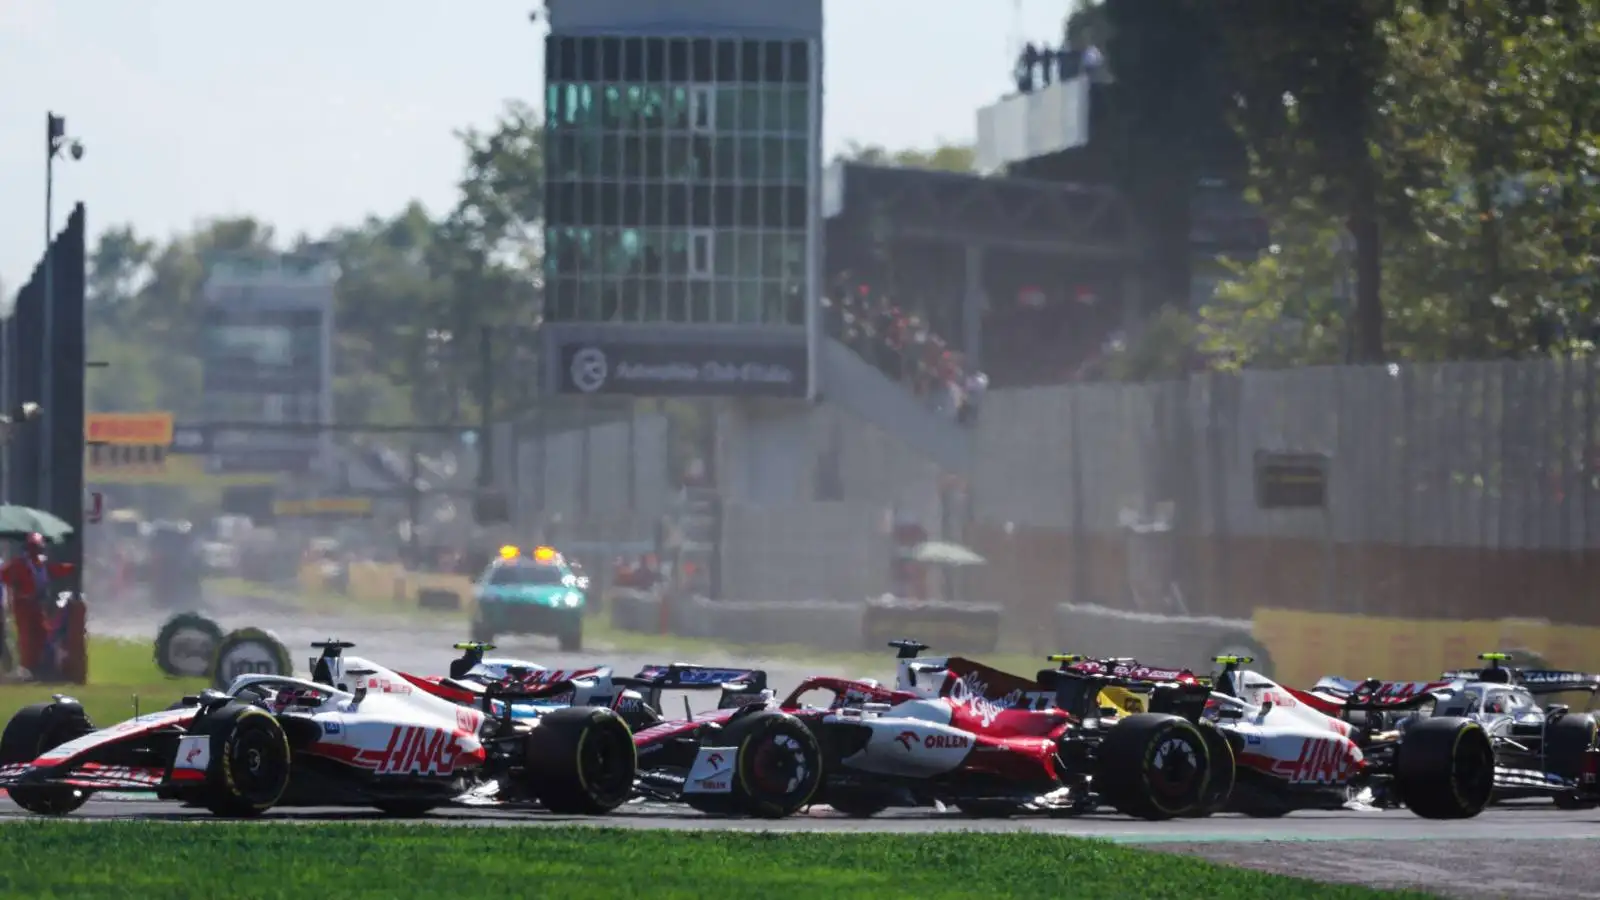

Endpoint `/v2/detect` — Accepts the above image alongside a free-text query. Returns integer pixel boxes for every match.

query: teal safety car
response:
[470,545,588,651]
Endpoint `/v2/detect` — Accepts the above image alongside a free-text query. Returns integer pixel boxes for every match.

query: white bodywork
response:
[681,694,978,795]
[215,655,489,778]
[1208,669,1369,787]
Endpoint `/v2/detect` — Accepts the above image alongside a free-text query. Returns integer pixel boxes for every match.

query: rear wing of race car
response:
[1037,654,1210,722]
[1517,671,1600,694]
[619,664,771,712]
[1315,675,1454,711]
[1439,652,1600,695]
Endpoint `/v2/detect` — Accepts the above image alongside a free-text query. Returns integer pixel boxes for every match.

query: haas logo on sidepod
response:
[369,726,467,776]
[1280,737,1360,784]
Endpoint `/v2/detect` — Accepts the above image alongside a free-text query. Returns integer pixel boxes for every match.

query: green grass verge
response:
[0,824,1430,900]
[0,638,207,725]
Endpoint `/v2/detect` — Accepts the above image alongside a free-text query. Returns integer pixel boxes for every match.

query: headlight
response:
[564,592,582,607]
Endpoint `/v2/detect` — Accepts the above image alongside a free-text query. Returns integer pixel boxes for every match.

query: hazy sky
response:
[0,0,1073,288]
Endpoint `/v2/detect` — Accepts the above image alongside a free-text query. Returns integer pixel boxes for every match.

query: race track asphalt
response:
[17,591,1600,899]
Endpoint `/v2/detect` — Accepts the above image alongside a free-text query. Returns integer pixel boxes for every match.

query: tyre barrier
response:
[211,627,294,690]
[153,612,225,678]
[861,596,1003,654]
[416,588,461,611]
[1053,603,1272,677]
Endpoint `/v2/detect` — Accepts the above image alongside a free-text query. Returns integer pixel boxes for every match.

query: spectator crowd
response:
[822,283,984,425]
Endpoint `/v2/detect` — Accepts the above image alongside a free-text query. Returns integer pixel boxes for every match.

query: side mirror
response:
[1259,700,1274,716]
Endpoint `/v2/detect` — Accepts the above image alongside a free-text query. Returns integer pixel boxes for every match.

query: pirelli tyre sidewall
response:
[1182,722,1237,818]
[154,612,225,678]
[191,704,292,817]
[728,711,823,819]
[1396,717,1495,819]
[522,706,638,815]
[210,627,294,690]
[1097,713,1213,821]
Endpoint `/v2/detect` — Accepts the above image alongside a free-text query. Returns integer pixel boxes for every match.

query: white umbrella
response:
[910,541,986,566]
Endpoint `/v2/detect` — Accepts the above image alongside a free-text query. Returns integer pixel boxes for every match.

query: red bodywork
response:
[635,657,1076,786]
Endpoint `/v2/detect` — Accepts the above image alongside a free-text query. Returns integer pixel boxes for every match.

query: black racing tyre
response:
[1544,713,1597,810]
[1182,723,1236,818]
[0,701,94,815]
[1396,717,1494,819]
[523,706,637,815]
[153,612,225,678]
[187,703,292,817]
[686,712,823,819]
[1096,713,1213,820]
[557,613,583,653]
[825,790,891,818]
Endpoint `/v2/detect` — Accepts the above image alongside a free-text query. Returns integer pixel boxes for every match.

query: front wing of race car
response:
[1493,765,1574,795]
[0,760,170,792]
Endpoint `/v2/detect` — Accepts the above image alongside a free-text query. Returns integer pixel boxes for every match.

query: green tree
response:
[837,141,977,173]
[1378,1,1600,358]
[1206,2,1600,366]
[1216,0,1398,363]
[425,100,546,425]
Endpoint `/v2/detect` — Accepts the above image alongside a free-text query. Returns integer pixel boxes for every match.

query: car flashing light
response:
[499,545,520,560]
[532,546,557,562]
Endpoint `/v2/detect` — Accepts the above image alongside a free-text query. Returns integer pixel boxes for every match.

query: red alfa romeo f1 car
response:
[627,640,1232,820]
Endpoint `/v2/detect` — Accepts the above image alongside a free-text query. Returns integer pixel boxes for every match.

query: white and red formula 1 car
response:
[0,639,636,818]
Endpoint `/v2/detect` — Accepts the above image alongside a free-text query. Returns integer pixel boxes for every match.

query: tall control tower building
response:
[540,0,822,398]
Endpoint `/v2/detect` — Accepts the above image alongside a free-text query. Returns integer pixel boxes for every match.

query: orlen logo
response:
[706,752,725,770]
[895,730,969,751]
[184,746,204,764]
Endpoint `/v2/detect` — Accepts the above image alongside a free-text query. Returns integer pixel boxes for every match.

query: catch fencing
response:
[966,358,1600,656]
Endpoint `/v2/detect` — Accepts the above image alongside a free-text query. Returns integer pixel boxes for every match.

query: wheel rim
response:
[1147,732,1204,801]
[580,723,633,799]
[230,726,285,803]
[750,733,808,797]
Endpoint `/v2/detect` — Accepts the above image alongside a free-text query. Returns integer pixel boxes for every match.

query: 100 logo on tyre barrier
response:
[210,627,294,689]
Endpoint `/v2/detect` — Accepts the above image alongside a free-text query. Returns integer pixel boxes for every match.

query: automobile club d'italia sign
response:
[561,341,805,398]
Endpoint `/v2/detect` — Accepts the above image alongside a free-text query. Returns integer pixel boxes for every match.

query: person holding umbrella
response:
[2,532,76,679]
